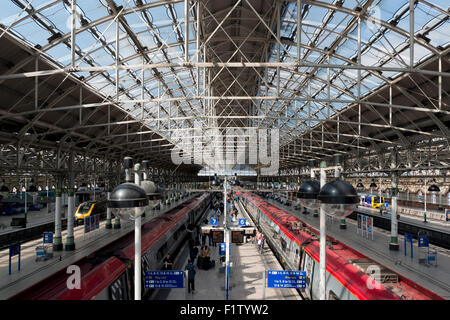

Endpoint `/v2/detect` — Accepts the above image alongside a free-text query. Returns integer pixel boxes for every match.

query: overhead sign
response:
[43,232,53,244]
[267,270,306,289]
[238,218,246,226]
[144,270,184,289]
[384,202,389,208]
[210,218,218,226]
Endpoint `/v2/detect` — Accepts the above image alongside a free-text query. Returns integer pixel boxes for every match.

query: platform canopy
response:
[0,0,448,177]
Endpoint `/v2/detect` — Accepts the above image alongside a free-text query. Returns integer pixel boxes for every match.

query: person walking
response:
[185,259,196,294]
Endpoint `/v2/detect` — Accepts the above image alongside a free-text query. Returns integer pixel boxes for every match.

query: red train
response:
[9,192,212,300]
[240,192,444,300]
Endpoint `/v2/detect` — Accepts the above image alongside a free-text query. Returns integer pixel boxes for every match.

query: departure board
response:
[211,230,224,243]
[231,231,244,244]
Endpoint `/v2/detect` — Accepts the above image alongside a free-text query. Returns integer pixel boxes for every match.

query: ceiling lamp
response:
[298,180,320,210]
[428,185,440,193]
[318,179,359,218]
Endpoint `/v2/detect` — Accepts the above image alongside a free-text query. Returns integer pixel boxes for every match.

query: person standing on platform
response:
[255,231,261,245]
[185,259,196,294]
[189,243,199,262]
[162,253,173,270]
[201,232,207,246]
[208,232,213,246]
[260,233,266,253]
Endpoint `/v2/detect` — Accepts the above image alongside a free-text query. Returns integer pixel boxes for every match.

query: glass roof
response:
[0,0,448,149]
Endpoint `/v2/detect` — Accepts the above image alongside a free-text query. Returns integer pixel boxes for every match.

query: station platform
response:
[159,203,301,301]
[265,198,450,300]
[357,205,449,233]
[0,206,69,235]
[0,196,196,300]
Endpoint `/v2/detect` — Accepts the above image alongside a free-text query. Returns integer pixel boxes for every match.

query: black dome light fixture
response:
[298,180,321,210]
[318,179,359,218]
[428,184,440,193]
[231,173,240,186]
[369,181,377,188]
[27,184,38,192]
[108,183,149,220]
[211,173,222,187]
[356,179,364,190]
[108,157,149,221]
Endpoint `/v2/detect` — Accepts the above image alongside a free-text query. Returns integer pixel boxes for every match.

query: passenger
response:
[260,233,266,253]
[185,259,196,294]
[162,253,174,270]
[208,232,213,246]
[189,243,199,262]
[201,233,207,246]
[256,232,264,253]
[201,245,211,270]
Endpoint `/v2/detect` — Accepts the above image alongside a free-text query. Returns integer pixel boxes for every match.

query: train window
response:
[328,290,340,300]
[109,273,128,300]
[156,243,167,260]
[280,237,287,253]
[173,230,178,241]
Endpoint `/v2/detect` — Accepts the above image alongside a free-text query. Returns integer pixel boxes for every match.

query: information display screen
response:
[211,230,224,243]
[231,231,244,244]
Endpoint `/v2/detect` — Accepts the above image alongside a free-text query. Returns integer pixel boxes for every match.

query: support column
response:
[389,172,399,251]
[53,187,63,251]
[319,161,327,300]
[135,215,142,300]
[309,159,318,217]
[114,216,122,229]
[334,154,346,229]
[65,188,75,251]
[106,188,112,229]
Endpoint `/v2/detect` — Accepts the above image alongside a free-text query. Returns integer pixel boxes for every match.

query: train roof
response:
[10,193,209,300]
[242,192,444,300]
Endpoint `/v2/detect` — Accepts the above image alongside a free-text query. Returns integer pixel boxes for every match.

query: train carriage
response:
[239,192,443,300]
[9,192,212,300]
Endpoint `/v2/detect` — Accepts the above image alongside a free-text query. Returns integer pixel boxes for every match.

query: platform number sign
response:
[95,215,100,229]
[267,270,306,289]
[219,243,230,256]
[238,218,246,226]
[210,218,218,226]
[384,202,389,208]
[418,235,429,248]
[9,243,21,275]
[84,217,90,233]
[43,232,53,244]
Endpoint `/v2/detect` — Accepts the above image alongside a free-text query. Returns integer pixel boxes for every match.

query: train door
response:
[290,242,300,268]
[303,254,315,299]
